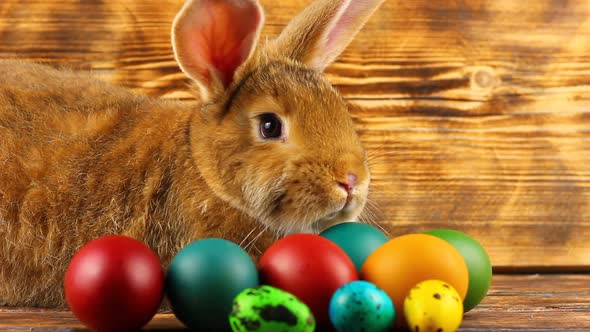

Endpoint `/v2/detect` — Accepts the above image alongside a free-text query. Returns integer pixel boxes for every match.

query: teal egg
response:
[329,281,395,332]
[165,238,259,330]
[320,222,388,271]
[230,285,315,332]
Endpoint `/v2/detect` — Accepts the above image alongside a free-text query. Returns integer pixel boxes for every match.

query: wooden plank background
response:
[0,0,589,270]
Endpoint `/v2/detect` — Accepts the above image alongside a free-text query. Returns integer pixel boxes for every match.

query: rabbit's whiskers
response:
[243,225,270,254]
[238,225,260,248]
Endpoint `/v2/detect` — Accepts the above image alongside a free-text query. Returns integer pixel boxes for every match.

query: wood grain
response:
[0,0,589,269]
[0,274,588,331]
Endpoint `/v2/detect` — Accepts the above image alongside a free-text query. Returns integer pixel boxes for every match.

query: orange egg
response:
[360,233,469,327]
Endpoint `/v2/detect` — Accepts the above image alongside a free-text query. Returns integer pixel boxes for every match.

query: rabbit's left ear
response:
[271,0,385,72]
[172,0,264,101]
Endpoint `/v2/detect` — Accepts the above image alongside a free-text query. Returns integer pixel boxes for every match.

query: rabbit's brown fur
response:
[0,60,266,306]
[0,0,384,307]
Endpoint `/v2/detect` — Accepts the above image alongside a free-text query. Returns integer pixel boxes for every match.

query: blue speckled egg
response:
[329,281,395,332]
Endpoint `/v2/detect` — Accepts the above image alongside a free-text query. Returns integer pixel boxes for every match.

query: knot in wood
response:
[470,66,498,90]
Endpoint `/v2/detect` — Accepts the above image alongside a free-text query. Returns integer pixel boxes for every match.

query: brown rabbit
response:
[0,0,384,307]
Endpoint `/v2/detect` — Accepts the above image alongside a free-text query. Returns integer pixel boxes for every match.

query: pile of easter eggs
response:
[64,223,492,332]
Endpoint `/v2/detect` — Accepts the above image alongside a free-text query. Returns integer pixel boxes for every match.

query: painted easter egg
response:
[65,235,164,332]
[424,229,492,312]
[229,285,315,332]
[329,281,395,332]
[166,238,259,330]
[258,234,358,325]
[404,280,463,332]
[320,222,389,271]
[361,233,469,327]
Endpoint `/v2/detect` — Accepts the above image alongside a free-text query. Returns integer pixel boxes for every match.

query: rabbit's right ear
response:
[271,0,385,72]
[172,0,264,101]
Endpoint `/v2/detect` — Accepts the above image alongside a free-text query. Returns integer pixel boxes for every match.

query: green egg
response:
[229,285,315,332]
[424,229,493,312]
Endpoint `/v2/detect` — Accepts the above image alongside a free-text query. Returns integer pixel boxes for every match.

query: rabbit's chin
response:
[316,209,360,232]
[279,214,353,236]
[274,204,363,236]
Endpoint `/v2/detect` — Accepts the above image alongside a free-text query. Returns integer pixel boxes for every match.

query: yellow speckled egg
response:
[404,280,463,332]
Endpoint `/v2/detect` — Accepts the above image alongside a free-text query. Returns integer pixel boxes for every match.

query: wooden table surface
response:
[0,274,588,331]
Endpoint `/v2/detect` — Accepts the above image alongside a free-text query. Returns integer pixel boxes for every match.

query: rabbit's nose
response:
[338,172,357,196]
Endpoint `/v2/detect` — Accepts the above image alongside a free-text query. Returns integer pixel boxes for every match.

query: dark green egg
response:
[165,238,259,330]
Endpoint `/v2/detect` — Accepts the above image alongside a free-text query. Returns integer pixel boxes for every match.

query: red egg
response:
[258,234,358,325]
[64,235,164,332]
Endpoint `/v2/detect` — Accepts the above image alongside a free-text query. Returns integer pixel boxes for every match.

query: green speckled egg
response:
[229,285,315,332]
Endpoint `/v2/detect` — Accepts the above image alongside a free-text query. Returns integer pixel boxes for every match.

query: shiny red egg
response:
[64,235,164,332]
[258,234,358,325]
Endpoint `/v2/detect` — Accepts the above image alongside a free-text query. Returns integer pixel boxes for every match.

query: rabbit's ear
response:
[272,0,384,71]
[172,0,264,100]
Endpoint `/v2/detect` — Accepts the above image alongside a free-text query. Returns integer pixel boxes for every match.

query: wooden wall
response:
[1,0,589,271]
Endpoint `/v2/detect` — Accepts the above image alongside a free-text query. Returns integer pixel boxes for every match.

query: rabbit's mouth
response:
[262,177,368,236]
[301,186,366,232]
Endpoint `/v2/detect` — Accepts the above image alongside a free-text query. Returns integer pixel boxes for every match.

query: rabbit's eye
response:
[259,113,283,139]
